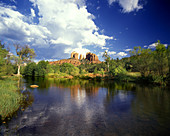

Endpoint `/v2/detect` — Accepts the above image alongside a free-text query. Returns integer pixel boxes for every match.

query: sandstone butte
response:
[49,51,102,66]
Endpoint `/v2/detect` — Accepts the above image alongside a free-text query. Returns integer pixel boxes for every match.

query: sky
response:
[0,0,170,61]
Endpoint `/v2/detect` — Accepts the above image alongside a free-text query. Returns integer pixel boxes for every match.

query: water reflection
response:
[1,77,170,136]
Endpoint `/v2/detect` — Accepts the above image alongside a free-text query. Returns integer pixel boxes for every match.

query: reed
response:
[0,78,23,120]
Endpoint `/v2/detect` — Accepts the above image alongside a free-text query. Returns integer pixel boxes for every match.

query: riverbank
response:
[46,72,170,86]
[0,77,23,121]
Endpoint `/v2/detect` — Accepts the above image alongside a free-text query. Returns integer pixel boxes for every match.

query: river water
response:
[1,77,170,136]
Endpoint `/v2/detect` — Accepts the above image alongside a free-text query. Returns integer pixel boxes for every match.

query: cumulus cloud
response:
[117,52,127,57]
[0,4,50,42]
[108,0,143,13]
[0,0,113,60]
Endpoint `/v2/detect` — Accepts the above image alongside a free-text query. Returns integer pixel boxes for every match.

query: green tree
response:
[60,63,79,75]
[35,60,48,76]
[153,41,168,76]
[109,59,126,76]
[102,51,111,72]
[24,62,36,76]
[14,44,36,75]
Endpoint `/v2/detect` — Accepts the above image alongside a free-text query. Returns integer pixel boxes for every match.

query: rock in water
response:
[30,85,39,88]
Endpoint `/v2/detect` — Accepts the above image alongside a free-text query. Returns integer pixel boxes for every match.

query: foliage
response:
[35,60,48,76]
[24,62,36,76]
[109,59,127,76]
[60,63,79,76]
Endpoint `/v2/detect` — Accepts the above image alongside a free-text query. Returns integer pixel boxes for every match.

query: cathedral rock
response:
[71,51,99,62]
[50,51,101,66]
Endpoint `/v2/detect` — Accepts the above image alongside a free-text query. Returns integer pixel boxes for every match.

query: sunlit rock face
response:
[71,51,79,60]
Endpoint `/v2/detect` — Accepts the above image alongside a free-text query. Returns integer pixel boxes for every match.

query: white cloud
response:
[0,4,50,42]
[0,0,113,60]
[10,0,17,4]
[30,8,35,17]
[117,52,127,57]
[108,0,143,13]
[97,6,100,10]
[124,48,132,52]
[148,42,167,49]
[101,46,109,50]
[98,50,116,56]
[108,51,116,55]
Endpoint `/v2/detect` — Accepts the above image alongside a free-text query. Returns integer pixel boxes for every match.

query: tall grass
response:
[0,77,23,120]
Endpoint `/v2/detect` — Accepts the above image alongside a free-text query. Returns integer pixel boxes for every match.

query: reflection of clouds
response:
[75,88,86,108]
[2,87,106,135]
[3,104,49,135]
[118,91,128,102]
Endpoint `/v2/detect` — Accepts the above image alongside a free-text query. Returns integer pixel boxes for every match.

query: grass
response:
[126,72,141,77]
[47,72,73,79]
[0,77,23,120]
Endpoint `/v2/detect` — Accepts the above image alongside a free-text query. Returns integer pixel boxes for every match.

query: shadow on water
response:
[1,76,170,135]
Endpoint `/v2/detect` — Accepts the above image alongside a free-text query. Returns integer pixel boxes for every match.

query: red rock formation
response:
[71,51,79,60]
[50,52,101,66]
[86,52,99,61]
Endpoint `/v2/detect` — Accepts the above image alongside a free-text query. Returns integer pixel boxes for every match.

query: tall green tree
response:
[153,41,168,76]
[102,51,111,72]
[14,44,36,75]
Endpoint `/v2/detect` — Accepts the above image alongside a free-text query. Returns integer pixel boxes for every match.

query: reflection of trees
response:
[19,78,34,110]
[49,79,100,98]
[131,85,170,126]
[21,90,34,110]
[104,81,136,103]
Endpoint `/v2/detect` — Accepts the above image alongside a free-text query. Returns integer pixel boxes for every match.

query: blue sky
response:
[0,0,170,61]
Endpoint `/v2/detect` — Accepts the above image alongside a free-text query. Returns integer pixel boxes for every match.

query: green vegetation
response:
[0,42,35,121]
[0,77,23,120]
[122,40,170,85]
